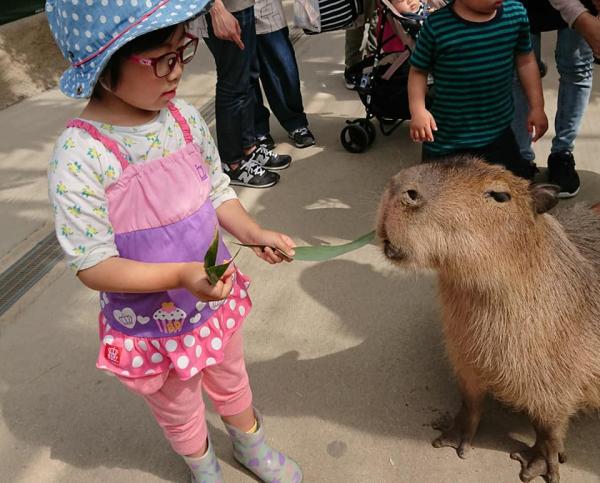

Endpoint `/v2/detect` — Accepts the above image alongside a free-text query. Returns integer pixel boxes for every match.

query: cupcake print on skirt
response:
[154,302,186,334]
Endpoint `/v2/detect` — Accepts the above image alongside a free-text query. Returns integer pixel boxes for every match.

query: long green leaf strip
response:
[235,230,376,262]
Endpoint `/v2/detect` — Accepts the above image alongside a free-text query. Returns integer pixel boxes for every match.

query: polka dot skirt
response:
[96,269,251,380]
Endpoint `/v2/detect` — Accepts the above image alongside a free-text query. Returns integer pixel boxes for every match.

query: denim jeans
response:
[253,27,308,137]
[512,28,594,161]
[204,7,258,165]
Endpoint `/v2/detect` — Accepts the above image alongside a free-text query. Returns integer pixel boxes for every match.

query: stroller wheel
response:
[359,119,376,145]
[341,123,370,153]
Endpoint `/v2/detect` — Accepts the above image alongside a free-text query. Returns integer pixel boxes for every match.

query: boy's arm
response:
[515,52,548,142]
[408,67,437,142]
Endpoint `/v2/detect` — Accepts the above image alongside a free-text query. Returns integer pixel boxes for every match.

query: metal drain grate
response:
[0,232,65,317]
[0,29,306,318]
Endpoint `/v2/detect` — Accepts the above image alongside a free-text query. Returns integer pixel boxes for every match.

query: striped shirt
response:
[410,0,532,156]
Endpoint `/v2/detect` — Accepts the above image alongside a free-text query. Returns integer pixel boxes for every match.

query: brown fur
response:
[376,157,600,482]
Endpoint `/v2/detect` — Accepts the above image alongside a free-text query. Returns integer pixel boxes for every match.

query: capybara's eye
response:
[487,191,511,203]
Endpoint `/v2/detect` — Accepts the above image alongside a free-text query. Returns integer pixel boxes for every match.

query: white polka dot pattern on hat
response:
[46,0,213,98]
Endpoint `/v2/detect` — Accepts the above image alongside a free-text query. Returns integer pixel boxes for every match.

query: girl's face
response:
[106,25,188,112]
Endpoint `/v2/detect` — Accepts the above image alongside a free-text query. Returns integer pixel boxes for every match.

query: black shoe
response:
[256,133,275,150]
[547,150,580,198]
[344,68,357,90]
[247,145,291,171]
[223,160,280,188]
[288,127,315,148]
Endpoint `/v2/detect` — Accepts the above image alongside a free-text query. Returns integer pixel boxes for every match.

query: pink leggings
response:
[118,330,253,455]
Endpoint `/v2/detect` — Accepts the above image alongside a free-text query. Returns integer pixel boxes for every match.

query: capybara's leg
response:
[432,372,486,459]
[510,416,569,483]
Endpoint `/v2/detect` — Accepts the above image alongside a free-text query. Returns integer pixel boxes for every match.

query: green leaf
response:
[234,230,375,262]
[204,227,219,269]
[205,249,240,285]
[293,230,375,261]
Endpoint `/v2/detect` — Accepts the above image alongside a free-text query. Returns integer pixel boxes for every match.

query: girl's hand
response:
[410,109,437,142]
[527,107,548,142]
[248,229,296,264]
[179,262,235,301]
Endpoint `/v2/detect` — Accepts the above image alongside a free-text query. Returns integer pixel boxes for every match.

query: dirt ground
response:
[0,13,66,109]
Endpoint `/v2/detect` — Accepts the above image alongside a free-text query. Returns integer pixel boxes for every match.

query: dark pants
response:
[204,7,258,165]
[422,128,534,180]
[253,27,308,137]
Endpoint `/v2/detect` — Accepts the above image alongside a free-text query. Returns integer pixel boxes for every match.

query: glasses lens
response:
[156,53,177,77]
[181,38,198,64]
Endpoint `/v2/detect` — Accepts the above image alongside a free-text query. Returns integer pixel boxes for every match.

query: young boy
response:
[408,0,548,179]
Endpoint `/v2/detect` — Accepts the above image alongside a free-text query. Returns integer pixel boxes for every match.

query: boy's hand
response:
[179,262,234,301]
[248,229,296,264]
[527,107,548,142]
[410,109,437,142]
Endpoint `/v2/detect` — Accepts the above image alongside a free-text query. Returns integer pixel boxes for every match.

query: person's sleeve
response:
[515,2,533,53]
[410,18,436,70]
[549,0,588,27]
[179,101,238,208]
[48,130,119,274]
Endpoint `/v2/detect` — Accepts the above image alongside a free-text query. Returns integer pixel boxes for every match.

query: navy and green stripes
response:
[410,0,532,156]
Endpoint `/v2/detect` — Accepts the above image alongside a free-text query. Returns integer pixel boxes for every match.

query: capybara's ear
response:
[531,184,560,214]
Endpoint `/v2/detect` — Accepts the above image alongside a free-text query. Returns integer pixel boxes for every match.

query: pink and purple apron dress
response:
[67,102,252,380]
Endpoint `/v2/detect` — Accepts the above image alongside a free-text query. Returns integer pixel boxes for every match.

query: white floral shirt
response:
[48,99,236,273]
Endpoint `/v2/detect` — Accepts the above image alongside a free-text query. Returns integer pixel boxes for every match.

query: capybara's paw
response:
[432,427,473,459]
[510,447,561,483]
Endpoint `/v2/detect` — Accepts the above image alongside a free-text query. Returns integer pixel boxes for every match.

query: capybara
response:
[376,157,600,483]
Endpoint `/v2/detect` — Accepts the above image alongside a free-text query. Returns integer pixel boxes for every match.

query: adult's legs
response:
[251,40,271,140]
[256,27,308,134]
[552,26,594,154]
[204,7,258,165]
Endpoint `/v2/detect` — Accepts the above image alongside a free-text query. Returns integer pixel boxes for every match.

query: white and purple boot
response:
[224,409,303,483]
[184,438,224,483]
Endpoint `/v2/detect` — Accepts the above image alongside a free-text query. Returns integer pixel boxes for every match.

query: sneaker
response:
[288,127,316,148]
[256,133,275,150]
[547,150,580,198]
[344,68,357,90]
[247,145,291,171]
[223,160,280,188]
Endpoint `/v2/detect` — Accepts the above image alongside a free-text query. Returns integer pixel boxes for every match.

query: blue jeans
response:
[253,27,308,137]
[512,28,594,161]
[204,7,258,165]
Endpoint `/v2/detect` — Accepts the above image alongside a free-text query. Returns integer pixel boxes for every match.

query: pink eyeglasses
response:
[129,32,199,78]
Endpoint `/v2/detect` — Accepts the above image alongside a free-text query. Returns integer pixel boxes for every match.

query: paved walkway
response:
[0,17,599,483]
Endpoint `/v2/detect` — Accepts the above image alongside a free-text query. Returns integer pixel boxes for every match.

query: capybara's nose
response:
[401,189,423,208]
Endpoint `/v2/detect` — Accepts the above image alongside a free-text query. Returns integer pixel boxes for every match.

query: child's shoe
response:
[183,438,224,483]
[224,409,302,483]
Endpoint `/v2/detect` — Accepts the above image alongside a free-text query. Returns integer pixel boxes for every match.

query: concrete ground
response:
[0,13,599,483]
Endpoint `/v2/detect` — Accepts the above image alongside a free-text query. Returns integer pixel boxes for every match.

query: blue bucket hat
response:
[46,0,212,98]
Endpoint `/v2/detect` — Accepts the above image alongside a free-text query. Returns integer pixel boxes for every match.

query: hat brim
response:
[59,0,212,99]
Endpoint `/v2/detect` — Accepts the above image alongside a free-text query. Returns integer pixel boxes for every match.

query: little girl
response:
[46,1,301,482]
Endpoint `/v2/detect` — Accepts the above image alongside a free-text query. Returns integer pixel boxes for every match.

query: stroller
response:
[340,0,429,153]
